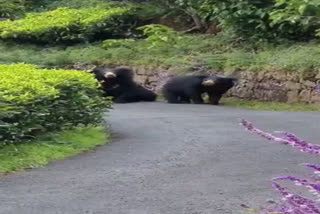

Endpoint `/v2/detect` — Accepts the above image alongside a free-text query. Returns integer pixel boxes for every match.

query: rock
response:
[267,90,287,102]
[135,67,148,75]
[287,90,300,103]
[273,72,287,81]
[310,91,320,104]
[134,75,148,85]
[233,82,255,99]
[300,72,316,81]
[302,80,316,88]
[284,82,301,90]
[256,71,266,82]
[299,89,311,103]
[241,71,256,80]
[286,72,300,82]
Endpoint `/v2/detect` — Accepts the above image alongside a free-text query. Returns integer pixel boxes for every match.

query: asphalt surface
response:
[0,102,319,214]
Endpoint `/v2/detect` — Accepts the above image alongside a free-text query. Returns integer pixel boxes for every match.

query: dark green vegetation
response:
[0,126,109,173]
[128,0,320,41]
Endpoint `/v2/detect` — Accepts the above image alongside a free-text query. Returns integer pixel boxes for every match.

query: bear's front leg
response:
[208,93,222,105]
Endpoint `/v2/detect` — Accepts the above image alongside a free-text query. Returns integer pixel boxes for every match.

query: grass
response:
[157,95,319,111]
[0,34,318,73]
[0,126,109,173]
[220,97,320,111]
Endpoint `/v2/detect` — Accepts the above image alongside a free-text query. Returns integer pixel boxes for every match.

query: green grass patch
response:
[0,34,318,73]
[220,97,319,112]
[157,95,319,111]
[0,126,109,173]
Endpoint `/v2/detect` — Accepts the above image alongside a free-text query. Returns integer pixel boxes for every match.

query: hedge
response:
[0,6,136,43]
[0,63,112,143]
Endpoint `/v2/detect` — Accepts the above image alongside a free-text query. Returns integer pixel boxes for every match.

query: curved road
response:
[0,102,319,214]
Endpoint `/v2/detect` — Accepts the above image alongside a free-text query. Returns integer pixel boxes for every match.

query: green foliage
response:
[214,0,276,40]
[0,6,139,44]
[269,0,320,37]
[0,35,317,73]
[98,34,319,72]
[0,126,109,172]
[0,63,112,143]
[102,38,136,49]
[137,24,181,48]
[137,0,320,41]
[44,0,116,10]
[0,0,26,18]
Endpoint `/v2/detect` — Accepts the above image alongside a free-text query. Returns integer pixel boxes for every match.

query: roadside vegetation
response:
[0,63,112,172]
[0,0,319,173]
[0,126,109,173]
[221,98,319,112]
[0,34,318,74]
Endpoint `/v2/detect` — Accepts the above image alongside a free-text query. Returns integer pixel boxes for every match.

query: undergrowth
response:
[0,34,318,73]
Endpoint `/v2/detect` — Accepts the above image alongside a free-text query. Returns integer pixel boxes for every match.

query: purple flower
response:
[239,120,320,214]
[313,85,320,93]
[240,119,320,155]
[304,164,320,173]
[271,182,320,214]
[272,176,320,192]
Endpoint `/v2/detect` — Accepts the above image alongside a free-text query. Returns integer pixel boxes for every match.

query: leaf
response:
[298,4,307,15]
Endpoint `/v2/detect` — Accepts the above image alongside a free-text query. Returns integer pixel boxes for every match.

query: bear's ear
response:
[202,79,216,86]
[104,72,117,78]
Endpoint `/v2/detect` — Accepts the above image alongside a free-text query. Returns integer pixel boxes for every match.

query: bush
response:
[0,63,112,143]
[0,6,142,44]
[137,24,182,48]
[0,0,26,19]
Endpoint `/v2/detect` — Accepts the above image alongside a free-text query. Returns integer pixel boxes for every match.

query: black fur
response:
[91,67,157,103]
[162,75,237,105]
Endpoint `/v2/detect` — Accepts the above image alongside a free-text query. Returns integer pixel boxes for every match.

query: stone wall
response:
[69,63,320,104]
[130,66,320,104]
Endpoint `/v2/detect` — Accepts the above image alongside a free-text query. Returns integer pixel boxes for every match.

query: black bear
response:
[162,75,237,105]
[91,66,157,103]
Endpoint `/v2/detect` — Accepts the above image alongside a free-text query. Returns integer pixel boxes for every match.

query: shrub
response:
[0,0,26,19]
[137,24,182,48]
[0,6,140,44]
[0,63,112,143]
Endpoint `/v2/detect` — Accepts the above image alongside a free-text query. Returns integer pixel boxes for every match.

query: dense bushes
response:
[0,6,151,44]
[215,0,320,41]
[0,63,112,143]
[0,0,26,19]
[131,0,320,41]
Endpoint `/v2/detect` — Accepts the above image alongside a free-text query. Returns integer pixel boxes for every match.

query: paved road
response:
[0,102,319,214]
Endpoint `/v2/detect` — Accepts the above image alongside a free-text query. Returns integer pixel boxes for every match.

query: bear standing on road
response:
[162,75,237,105]
[91,66,157,103]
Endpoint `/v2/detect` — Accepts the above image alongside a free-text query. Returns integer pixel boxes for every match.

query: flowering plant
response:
[240,119,320,214]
